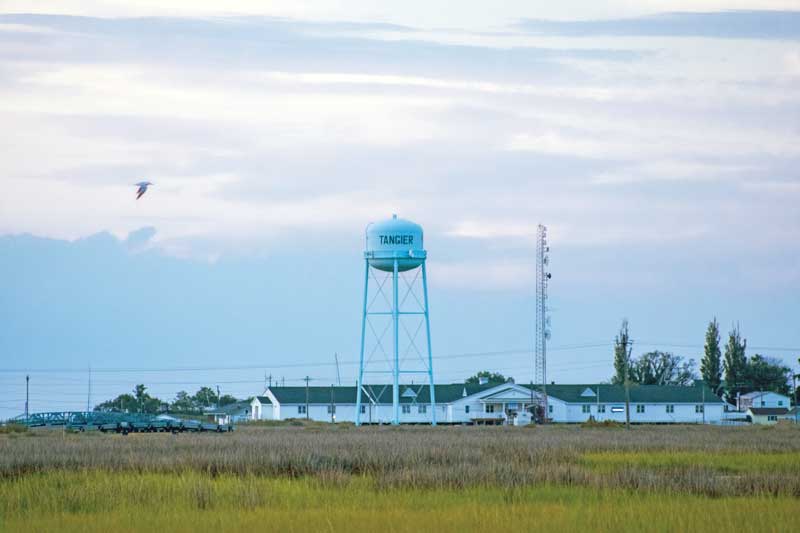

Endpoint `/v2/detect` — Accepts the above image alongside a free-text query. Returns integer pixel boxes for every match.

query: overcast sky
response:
[1,2,798,418]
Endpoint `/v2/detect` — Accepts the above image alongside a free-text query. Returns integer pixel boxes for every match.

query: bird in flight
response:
[135,181,153,200]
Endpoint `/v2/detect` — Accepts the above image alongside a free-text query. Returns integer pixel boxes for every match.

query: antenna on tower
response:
[535,224,551,423]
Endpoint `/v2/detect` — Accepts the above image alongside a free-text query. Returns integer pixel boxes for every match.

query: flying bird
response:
[135,181,153,200]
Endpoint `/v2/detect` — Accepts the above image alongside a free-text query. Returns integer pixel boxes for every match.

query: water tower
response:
[355,214,436,425]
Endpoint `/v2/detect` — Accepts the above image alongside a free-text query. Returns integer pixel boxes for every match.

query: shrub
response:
[0,423,28,434]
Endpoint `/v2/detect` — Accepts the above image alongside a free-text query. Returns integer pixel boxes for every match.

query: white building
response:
[205,401,251,425]
[250,382,725,425]
[747,407,798,425]
[738,391,791,411]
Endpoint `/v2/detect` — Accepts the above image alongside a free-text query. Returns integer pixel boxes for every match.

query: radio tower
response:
[535,224,551,422]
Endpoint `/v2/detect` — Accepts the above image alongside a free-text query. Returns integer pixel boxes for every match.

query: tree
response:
[723,324,747,400]
[94,386,163,414]
[612,319,633,385]
[701,318,722,392]
[218,394,238,406]
[465,371,509,384]
[193,386,218,408]
[171,391,195,413]
[95,393,137,412]
[133,384,148,412]
[629,351,696,386]
[744,355,791,395]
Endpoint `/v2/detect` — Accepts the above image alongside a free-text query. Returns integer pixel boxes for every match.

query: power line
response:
[0,343,613,374]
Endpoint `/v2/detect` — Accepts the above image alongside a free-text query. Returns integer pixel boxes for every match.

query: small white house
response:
[205,401,251,425]
[247,382,725,425]
[250,396,273,421]
[747,407,791,425]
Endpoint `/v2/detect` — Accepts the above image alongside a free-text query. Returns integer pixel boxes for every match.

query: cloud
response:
[0,10,798,271]
[125,226,156,250]
[590,160,755,185]
[785,50,800,76]
[434,260,534,290]
[518,11,800,40]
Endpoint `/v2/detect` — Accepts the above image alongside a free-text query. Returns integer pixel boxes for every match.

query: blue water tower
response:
[356,214,436,425]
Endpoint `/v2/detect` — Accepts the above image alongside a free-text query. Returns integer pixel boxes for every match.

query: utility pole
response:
[282,376,285,387]
[625,340,633,430]
[87,365,92,413]
[334,353,341,386]
[597,385,601,419]
[304,376,310,420]
[529,380,534,422]
[701,384,706,424]
[793,370,798,425]
[25,375,29,424]
[216,385,221,408]
[330,384,335,423]
[268,374,273,388]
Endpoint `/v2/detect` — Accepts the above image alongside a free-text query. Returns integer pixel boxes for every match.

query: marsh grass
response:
[2,425,800,495]
[1,472,799,533]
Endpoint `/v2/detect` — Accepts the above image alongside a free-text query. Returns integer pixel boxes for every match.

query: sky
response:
[1,2,799,418]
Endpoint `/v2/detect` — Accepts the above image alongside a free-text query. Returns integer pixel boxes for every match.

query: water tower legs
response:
[355,258,436,426]
[422,262,436,425]
[355,259,369,426]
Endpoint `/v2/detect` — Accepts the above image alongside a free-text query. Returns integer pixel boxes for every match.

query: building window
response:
[597,405,606,413]
[548,405,553,413]
[402,405,411,414]
[465,405,470,414]
[778,401,784,406]
[636,405,645,413]
[768,415,778,421]
[485,405,494,413]
[297,405,306,414]
[761,401,766,406]
[695,405,704,413]
[418,405,427,414]
[582,405,591,413]
[327,405,336,414]
[666,405,674,413]
[360,405,366,414]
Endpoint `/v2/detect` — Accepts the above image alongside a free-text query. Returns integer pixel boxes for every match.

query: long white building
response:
[250,382,725,425]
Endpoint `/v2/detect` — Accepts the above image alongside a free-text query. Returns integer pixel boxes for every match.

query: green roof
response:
[267,383,499,405]
[525,384,723,404]
[255,396,271,404]
[205,401,251,415]
[263,383,722,405]
[749,407,789,416]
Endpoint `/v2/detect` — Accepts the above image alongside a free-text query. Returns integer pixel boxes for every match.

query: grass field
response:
[2,424,799,531]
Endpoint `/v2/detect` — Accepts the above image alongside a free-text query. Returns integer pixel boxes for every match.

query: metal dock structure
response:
[11,411,233,434]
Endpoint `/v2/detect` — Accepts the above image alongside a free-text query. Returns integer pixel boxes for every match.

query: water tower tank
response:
[365,214,426,272]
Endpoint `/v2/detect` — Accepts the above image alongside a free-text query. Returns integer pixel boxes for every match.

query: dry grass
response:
[2,472,799,533]
[2,424,800,496]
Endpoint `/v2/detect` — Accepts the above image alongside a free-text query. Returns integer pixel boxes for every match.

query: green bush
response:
[0,423,28,434]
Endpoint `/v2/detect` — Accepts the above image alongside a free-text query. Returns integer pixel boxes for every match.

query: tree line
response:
[94,385,242,414]
[611,318,793,400]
